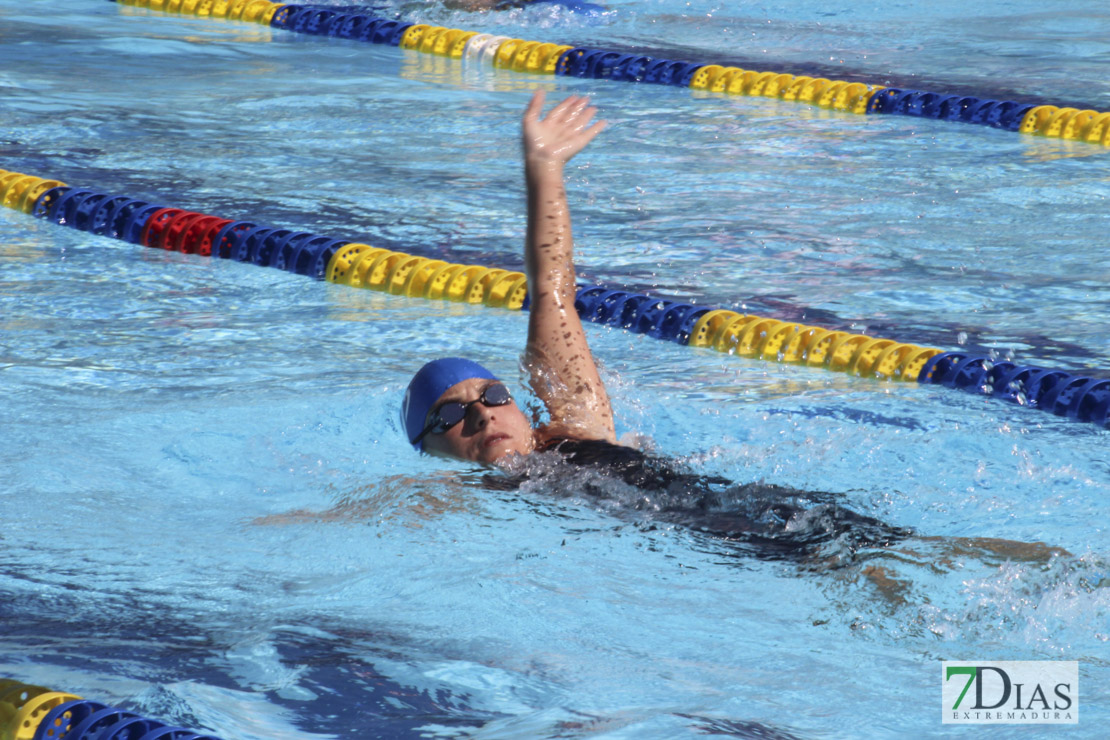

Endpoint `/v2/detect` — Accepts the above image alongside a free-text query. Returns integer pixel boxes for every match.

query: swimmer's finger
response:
[523,89,546,125]
[547,94,589,124]
[574,119,607,147]
[567,105,599,132]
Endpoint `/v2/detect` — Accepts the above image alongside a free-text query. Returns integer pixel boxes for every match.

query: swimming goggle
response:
[410,383,513,445]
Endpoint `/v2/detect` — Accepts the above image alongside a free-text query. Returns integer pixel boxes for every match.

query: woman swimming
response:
[399,92,913,564]
[398,92,1065,571]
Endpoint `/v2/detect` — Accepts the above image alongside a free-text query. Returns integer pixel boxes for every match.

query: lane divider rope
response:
[0,677,223,740]
[4,165,1107,427]
[107,1,1110,147]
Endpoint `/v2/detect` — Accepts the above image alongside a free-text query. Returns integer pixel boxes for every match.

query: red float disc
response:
[176,215,223,255]
[160,211,208,252]
[193,218,233,257]
[140,208,185,248]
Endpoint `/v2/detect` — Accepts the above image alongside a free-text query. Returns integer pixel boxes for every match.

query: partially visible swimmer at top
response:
[442,0,606,14]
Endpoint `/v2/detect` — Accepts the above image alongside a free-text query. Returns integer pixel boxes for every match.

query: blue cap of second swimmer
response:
[403,358,498,450]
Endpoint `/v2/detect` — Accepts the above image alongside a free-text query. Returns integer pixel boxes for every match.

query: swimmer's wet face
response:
[420,377,535,464]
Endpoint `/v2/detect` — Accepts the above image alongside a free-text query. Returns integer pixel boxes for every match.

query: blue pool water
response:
[1,1,1108,738]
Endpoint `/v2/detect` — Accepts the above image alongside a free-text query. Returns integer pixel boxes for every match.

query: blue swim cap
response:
[403,358,498,450]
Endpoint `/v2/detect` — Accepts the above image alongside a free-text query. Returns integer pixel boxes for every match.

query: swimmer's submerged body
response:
[443,0,606,13]
[489,437,914,565]
[394,90,1067,573]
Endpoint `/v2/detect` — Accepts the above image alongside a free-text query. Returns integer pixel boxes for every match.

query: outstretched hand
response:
[522,89,606,173]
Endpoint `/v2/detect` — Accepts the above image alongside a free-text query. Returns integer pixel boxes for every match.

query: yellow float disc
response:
[815,80,848,109]
[800,329,844,367]
[824,334,868,371]
[424,263,466,300]
[448,31,478,58]
[759,322,803,360]
[731,318,779,357]
[0,172,25,198]
[418,26,447,54]
[899,347,943,382]
[494,38,523,69]
[1043,107,1080,137]
[708,67,741,93]
[365,252,406,290]
[856,86,884,114]
[767,73,796,98]
[260,2,280,24]
[403,259,447,297]
[433,29,465,56]
[688,309,738,348]
[746,71,779,97]
[834,82,874,113]
[18,179,65,214]
[776,325,816,363]
[483,271,527,308]
[1018,105,1056,134]
[399,24,430,49]
[466,268,507,303]
[848,337,896,376]
[350,249,394,289]
[539,44,573,74]
[415,26,443,53]
[240,0,273,23]
[209,0,232,18]
[870,342,920,380]
[714,314,759,353]
[795,78,829,104]
[521,42,555,72]
[386,255,424,294]
[2,176,40,210]
[1076,111,1110,142]
[688,64,724,90]
[510,41,542,72]
[10,692,82,740]
[780,76,812,102]
[444,265,486,301]
[325,242,375,283]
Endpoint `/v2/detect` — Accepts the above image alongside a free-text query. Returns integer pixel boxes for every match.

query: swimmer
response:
[401,91,903,563]
[442,0,606,14]
[442,0,499,9]
[398,91,1068,573]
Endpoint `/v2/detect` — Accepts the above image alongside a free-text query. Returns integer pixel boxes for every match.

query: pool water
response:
[1,0,1108,738]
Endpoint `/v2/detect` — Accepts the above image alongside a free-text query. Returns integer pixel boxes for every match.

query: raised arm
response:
[520,90,616,444]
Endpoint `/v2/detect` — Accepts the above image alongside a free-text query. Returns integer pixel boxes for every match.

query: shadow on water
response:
[0,592,491,738]
[0,587,809,739]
